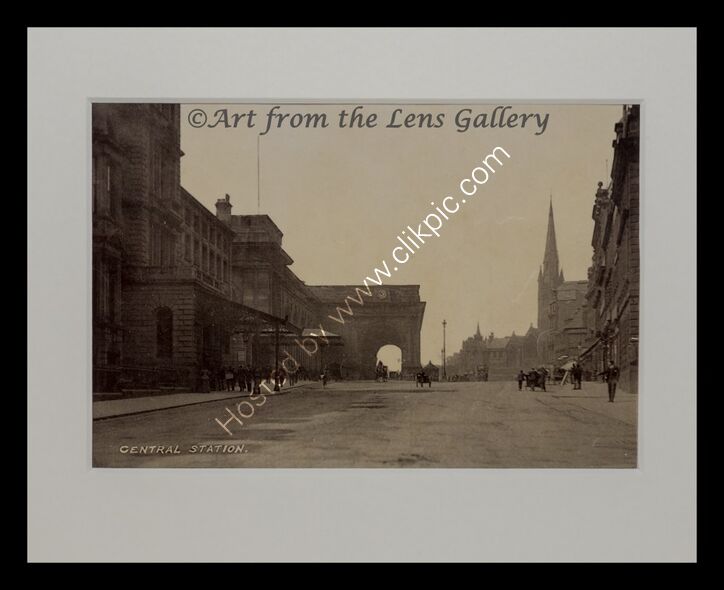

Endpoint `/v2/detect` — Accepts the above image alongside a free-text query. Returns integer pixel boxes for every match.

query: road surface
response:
[93,380,637,468]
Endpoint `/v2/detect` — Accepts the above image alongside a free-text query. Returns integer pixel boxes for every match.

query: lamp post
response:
[442,319,447,381]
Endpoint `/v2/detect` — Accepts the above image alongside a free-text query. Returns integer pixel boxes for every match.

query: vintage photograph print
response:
[92,102,639,468]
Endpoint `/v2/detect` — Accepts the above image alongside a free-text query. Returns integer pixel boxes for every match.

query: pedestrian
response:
[217,367,225,392]
[245,367,253,394]
[235,366,243,392]
[517,369,525,391]
[571,363,578,390]
[539,367,547,392]
[252,366,261,395]
[278,367,287,389]
[200,368,210,393]
[225,367,235,392]
[574,364,583,390]
[601,361,620,402]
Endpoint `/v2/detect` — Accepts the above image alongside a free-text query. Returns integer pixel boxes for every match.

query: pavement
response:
[92,380,637,468]
[92,382,311,420]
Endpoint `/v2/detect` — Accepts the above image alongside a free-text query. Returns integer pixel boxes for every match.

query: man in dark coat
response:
[574,364,583,390]
[538,367,547,392]
[517,370,525,391]
[601,361,620,402]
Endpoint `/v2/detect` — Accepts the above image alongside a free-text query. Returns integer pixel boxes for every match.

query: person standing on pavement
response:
[601,360,620,402]
[574,363,584,390]
[278,367,287,389]
[224,367,234,392]
[235,366,243,392]
[245,367,253,395]
[517,369,525,391]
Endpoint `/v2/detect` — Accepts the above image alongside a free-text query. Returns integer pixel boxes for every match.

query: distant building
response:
[550,280,591,363]
[536,200,591,367]
[446,323,486,376]
[446,324,539,380]
[581,105,640,393]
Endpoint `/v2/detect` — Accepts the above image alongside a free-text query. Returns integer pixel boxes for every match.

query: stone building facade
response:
[92,103,426,392]
[581,105,640,393]
[92,103,286,392]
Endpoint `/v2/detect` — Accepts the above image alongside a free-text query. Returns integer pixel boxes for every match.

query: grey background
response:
[28,28,696,562]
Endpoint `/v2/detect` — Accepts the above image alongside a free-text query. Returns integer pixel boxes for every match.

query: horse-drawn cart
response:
[416,371,432,388]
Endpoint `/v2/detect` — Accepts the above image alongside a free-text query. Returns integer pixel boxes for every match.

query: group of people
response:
[568,360,620,401]
[375,361,389,383]
[569,362,584,390]
[515,360,621,402]
[199,365,313,394]
[448,368,489,382]
[516,367,549,392]
[415,370,432,387]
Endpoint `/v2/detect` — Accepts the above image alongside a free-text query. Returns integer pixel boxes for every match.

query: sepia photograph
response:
[29,25,696,563]
[91,101,640,468]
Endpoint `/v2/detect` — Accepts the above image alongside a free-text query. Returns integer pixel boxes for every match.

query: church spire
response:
[542,196,560,284]
[476,322,481,337]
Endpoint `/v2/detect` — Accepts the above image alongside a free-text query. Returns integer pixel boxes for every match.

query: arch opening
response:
[376,344,402,378]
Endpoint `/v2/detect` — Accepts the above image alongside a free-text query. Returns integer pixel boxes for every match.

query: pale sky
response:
[180,103,622,365]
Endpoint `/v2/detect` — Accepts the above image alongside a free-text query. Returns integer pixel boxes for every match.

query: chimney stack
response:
[215,194,232,223]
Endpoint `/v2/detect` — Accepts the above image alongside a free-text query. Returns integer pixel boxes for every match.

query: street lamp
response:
[536,328,559,364]
[442,319,447,380]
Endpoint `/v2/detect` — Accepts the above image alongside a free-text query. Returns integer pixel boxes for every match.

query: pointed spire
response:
[476,322,481,337]
[542,195,560,283]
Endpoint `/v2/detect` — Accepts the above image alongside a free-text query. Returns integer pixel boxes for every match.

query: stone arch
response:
[307,285,425,380]
[376,344,402,373]
[358,322,409,379]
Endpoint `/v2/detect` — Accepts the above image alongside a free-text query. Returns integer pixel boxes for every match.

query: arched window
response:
[156,307,173,359]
